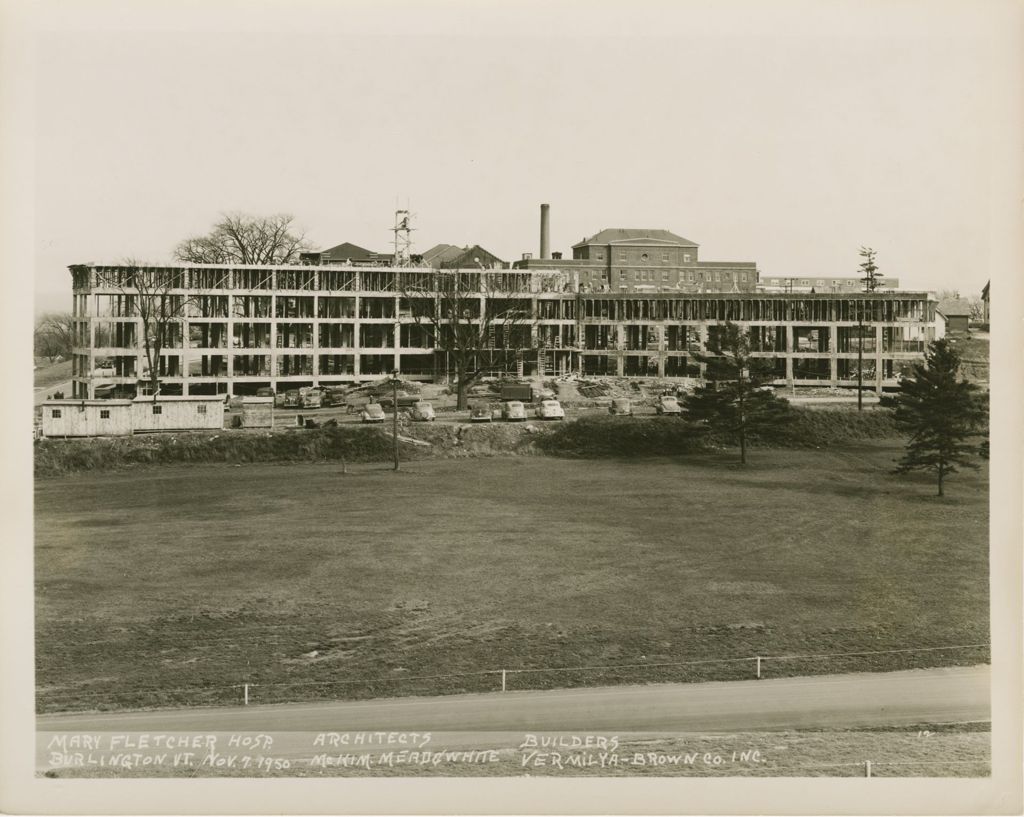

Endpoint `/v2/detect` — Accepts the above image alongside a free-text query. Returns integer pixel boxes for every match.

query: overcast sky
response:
[29,0,1018,312]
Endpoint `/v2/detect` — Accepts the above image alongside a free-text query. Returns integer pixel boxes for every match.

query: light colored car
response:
[608,397,632,416]
[360,402,386,423]
[299,386,323,409]
[410,401,435,421]
[536,399,565,421]
[501,401,527,421]
[655,395,683,415]
[469,403,493,423]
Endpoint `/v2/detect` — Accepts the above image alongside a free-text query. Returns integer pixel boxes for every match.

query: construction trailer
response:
[131,395,225,433]
[40,399,133,438]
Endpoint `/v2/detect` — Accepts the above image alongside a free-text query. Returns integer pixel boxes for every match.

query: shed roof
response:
[44,399,133,407]
[132,395,225,402]
[573,229,698,248]
[421,243,463,266]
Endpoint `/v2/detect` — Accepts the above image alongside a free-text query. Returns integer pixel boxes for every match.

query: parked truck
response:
[500,384,533,402]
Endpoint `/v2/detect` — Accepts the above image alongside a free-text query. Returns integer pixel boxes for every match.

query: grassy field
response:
[34,359,72,390]
[34,443,989,712]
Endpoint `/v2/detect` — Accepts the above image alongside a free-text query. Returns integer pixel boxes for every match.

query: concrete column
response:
[225,298,234,396]
[269,302,278,386]
[352,294,361,382]
[785,325,794,386]
[829,325,839,390]
[875,325,884,394]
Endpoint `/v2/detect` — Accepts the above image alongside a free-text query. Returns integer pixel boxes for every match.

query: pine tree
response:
[859,246,880,292]
[886,338,987,496]
[683,323,791,464]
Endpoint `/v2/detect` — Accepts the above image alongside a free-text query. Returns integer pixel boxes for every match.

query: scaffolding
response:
[392,209,415,267]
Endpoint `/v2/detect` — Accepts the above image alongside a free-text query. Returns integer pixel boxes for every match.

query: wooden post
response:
[865,760,872,777]
[756,656,761,679]
[501,670,507,692]
[244,683,249,706]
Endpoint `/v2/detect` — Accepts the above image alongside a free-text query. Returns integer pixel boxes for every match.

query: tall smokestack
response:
[540,203,551,260]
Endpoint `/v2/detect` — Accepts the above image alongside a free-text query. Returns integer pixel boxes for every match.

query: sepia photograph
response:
[2,0,1022,813]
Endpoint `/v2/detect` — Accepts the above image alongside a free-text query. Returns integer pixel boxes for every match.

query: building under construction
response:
[67,206,938,398]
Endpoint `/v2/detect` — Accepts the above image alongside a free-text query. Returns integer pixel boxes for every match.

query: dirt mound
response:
[401,421,554,457]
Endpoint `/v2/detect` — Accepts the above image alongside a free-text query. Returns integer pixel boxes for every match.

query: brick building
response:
[513,227,758,294]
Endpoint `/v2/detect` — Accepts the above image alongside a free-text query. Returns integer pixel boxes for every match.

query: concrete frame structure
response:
[69,262,937,398]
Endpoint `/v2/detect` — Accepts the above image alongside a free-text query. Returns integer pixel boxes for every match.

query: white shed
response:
[40,400,133,438]
[241,396,275,428]
[132,395,225,433]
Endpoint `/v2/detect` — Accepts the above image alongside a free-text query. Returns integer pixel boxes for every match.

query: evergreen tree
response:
[683,323,791,464]
[885,339,987,496]
[859,246,880,292]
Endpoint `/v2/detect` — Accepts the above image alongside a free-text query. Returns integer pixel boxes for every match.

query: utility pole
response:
[391,369,400,471]
[857,247,879,412]
[857,301,864,411]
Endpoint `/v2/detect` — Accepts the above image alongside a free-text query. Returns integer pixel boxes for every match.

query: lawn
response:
[34,443,989,712]
[34,359,73,391]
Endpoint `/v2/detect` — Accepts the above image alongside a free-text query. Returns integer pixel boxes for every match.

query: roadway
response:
[37,665,989,735]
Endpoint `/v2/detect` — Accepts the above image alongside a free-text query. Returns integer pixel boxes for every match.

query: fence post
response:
[244,683,249,706]
[756,656,761,679]
[501,670,507,693]
[865,760,872,778]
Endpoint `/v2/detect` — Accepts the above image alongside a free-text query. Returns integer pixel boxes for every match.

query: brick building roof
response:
[573,229,698,248]
[318,241,377,262]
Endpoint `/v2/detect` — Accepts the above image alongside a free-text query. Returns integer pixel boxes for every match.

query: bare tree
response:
[34,312,74,362]
[173,213,312,265]
[111,260,194,400]
[400,270,534,410]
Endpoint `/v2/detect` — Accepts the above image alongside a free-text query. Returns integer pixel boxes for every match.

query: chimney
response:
[540,203,550,260]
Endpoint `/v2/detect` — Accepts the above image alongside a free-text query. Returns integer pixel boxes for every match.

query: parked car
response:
[655,394,683,415]
[469,403,493,423]
[501,400,527,421]
[379,392,420,409]
[299,387,323,409]
[283,390,301,409]
[255,387,275,398]
[410,401,435,421]
[320,388,347,408]
[608,397,632,416]
[360,403,386,423]
[536,399,565,421]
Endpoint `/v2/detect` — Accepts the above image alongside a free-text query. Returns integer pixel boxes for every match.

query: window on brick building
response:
[100,410,110,419]
[51,409,61,419]
[152,406,162,415]
[197,405,207,415]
